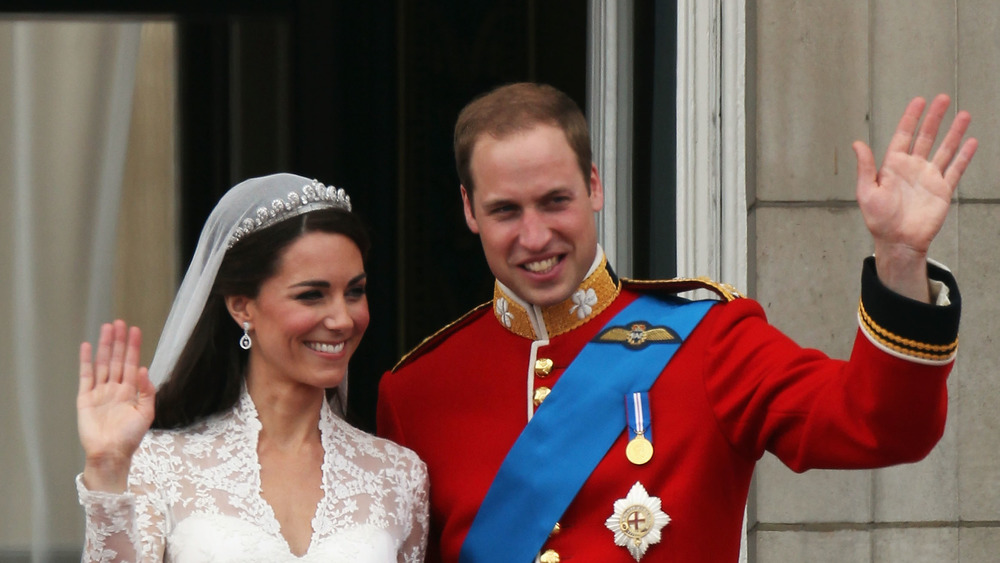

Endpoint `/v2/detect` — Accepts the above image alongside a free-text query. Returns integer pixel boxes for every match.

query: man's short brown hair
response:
[454,82,592,200]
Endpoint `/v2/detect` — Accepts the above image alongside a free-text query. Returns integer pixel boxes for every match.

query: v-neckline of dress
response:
[237,388,334,558]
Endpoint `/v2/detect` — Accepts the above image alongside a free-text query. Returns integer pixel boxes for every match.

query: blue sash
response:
[459,295,715,563]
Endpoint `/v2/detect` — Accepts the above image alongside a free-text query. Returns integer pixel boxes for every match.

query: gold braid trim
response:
[539,263,621,337]
[858,299,958,360]
[623,276,743,302]
[493,255,622,339]
[493,289,537,339]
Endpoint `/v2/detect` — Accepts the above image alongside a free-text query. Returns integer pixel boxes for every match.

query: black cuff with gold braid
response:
[858,256,961,364]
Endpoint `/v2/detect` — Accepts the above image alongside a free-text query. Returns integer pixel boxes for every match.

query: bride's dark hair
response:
[152,208,370,429]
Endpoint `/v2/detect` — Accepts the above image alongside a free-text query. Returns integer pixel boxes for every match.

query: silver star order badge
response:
[604,481,670,561]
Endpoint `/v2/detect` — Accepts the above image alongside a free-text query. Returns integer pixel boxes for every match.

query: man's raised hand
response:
[852,94,977,302]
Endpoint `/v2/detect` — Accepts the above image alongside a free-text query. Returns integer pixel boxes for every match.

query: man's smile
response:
[522,255,562,274]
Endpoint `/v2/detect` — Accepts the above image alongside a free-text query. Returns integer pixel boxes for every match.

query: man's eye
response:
[490,205,517,216]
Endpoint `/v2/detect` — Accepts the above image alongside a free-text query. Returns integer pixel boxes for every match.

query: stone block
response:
[755,453,871,523]
[956,204,1000,521]
[755,0,869,202]
[871,0,956,154]
[872,527,958,562]
[959,527,1000,562]
[754,206,870,359]
[753,529,871,562]
[957,1,1000,200]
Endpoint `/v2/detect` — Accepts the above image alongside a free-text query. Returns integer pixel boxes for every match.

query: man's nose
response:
[517,210,552,250]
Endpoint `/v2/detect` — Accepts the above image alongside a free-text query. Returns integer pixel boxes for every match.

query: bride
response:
[75,173,428,562]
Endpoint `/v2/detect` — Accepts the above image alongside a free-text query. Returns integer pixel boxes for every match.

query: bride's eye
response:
[295,290,324,302]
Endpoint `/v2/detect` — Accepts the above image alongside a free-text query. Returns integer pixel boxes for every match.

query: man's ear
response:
[224,295,252,327]
[461,185,480,234]
[588,163,605,212]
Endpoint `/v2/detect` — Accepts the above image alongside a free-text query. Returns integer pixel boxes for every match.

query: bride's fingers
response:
[94,323,114,385]
[122,326,143,386]
[108,320,128,385]
[137,366,156,401]
[79,342,94,395]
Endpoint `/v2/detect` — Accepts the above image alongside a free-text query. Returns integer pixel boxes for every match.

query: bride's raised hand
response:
[77,320,156,492]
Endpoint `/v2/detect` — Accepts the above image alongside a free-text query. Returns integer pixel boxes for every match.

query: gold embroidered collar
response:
[492,254,621,340]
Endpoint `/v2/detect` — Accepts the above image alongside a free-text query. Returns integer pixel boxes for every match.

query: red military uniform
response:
[377,255,959,562]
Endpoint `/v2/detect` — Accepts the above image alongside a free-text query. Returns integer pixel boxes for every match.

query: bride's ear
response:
[224,295,252,327]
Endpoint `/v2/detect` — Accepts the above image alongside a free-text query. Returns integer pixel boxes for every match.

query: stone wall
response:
[748,1,1000,561]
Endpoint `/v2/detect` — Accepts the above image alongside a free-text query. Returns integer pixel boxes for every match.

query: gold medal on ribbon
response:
[625,392,653,466]
[626,434,653,465]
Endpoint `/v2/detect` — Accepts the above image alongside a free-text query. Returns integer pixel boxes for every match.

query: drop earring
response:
[239,321,252,350]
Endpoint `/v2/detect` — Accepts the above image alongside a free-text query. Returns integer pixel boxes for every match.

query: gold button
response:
[539,549,560,563]
[535,357,554,377]
[533,386,551,406]
[551,522,562,535]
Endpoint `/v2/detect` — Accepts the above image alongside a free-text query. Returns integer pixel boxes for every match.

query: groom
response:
[378,82,976,562]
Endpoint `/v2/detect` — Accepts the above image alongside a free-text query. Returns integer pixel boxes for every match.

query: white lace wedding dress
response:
[76,388,429,562]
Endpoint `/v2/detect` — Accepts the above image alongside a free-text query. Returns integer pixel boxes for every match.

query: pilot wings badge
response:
[595,322,680,350]
[604,481,670,561]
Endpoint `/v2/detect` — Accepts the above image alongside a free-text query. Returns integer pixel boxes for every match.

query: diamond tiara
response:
[227,180,353,248]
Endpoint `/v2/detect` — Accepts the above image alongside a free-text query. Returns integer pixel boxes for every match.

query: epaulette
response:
[622,276,744,302]
[390,301,493,373]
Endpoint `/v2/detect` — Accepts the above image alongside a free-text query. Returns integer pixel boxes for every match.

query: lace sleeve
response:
[397,455,430,563]
[76,440,168,562]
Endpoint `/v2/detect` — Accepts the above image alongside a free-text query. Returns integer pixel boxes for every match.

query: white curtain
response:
[0,21,141,560]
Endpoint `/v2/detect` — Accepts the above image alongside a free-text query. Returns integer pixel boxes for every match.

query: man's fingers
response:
[884,96,927,160]
[910,94,950,159]
[932,110,973,172]
[853,140,877,198]
[943,137,979,191]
